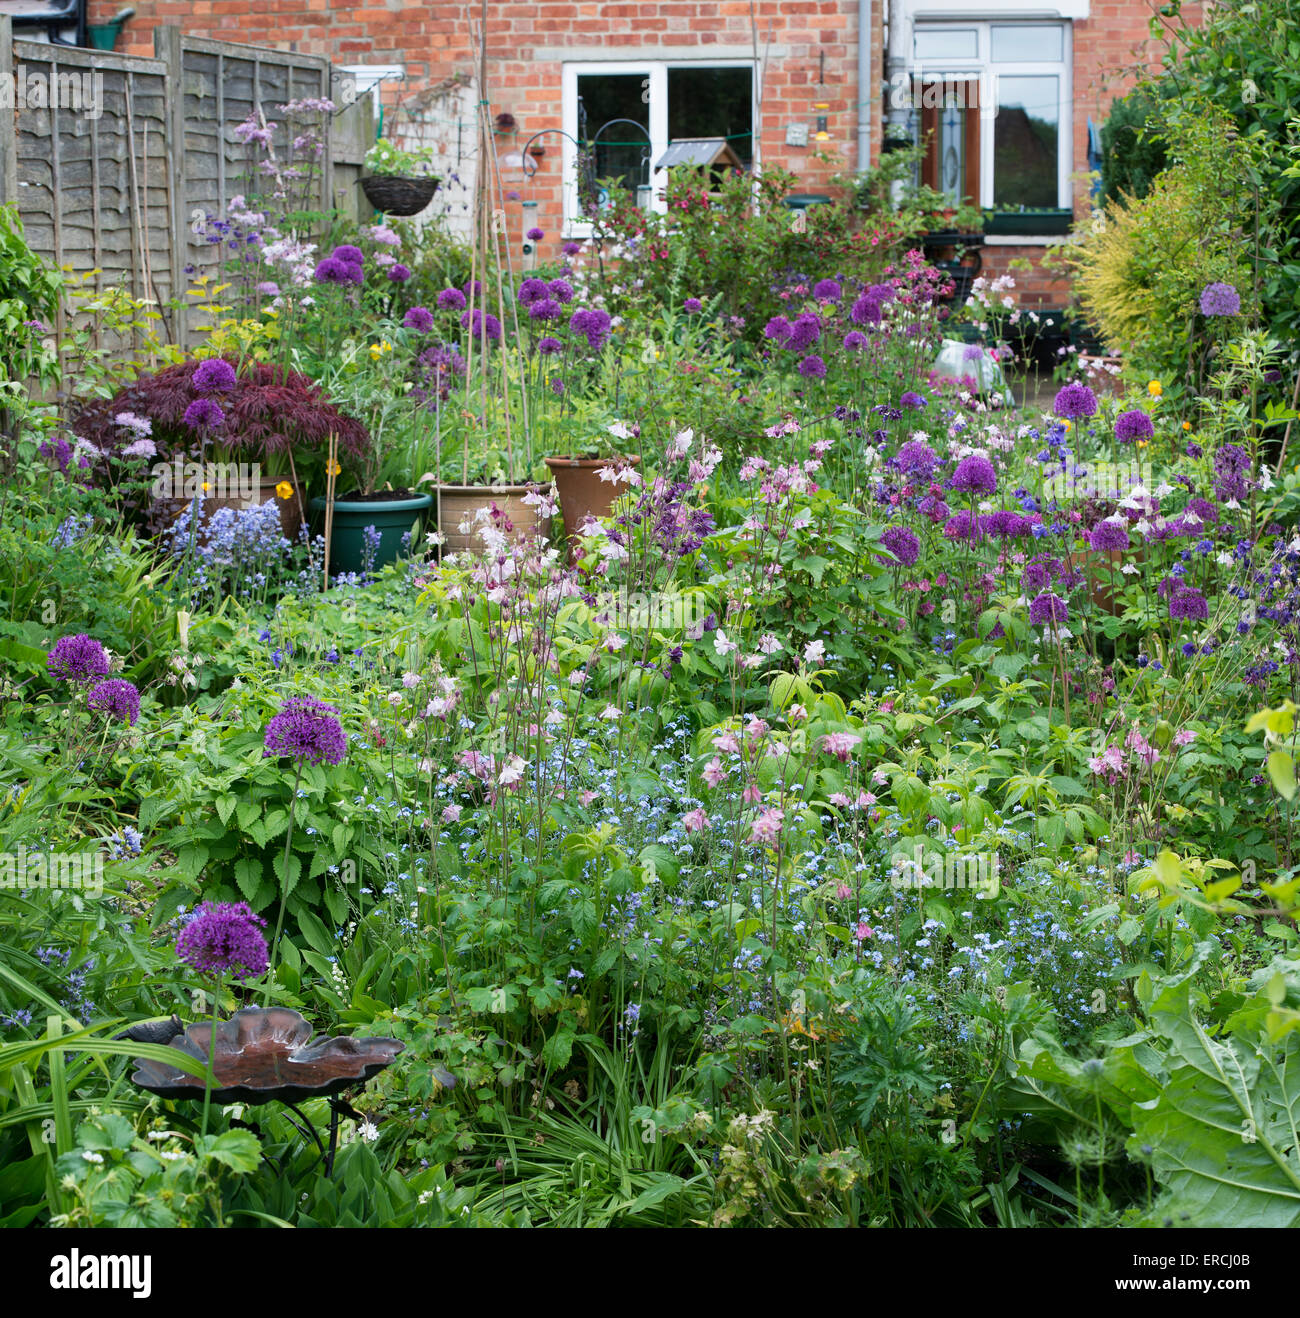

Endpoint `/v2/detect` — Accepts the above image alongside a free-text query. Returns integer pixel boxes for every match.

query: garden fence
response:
[0,19,375,349]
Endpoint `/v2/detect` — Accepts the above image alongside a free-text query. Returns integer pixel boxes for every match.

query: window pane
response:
[993,74,1059,208]
[913,27,978,61]
[668,67,753,169]
[577,74,652,200]
[991,24,1064,63]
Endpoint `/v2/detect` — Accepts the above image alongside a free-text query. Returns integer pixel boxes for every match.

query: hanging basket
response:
[359,174,440,217]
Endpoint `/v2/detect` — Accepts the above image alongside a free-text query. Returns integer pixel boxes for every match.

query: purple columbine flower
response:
[175,901,268,981]
[437,287,467,312]
[950,453,998,495]
[387,263,412,283]
[183,398,225,431]
[191,359,237,392]
[881,525,920,566]
[683,297,703,314]
[87,678,141,726]
[1053,382,1099,422]
[263,696,347,766]
[403,306,434,332]
[1199,281,1240,317]
[47,633,110,685]
[1029,592,1068,626]
[899,391,927,411]
[1114,409,1154,444]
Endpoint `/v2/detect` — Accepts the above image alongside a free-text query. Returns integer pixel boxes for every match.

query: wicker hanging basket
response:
[359,174,441,217]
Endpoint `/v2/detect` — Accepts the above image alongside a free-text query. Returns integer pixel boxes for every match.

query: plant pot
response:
[163,475,306,543]
[359,174,441,217]
[982,208,1074,236]
[309,490,434,576]
[1066,545,1126,614]
[433,484,549,557]
[1079,353,1125,396]
[544,454,641,548]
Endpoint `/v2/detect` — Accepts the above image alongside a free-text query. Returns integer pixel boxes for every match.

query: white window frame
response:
[561,59,756,237]
[908,20,1072,210]
[339,64,407,115]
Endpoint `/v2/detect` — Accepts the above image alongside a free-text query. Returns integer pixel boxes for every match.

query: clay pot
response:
[543,453,641,549]
[433,484,549,557]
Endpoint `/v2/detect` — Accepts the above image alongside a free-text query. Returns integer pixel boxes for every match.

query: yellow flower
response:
[201,481,211,492]
[1182,420,1192,431]
[1137,439,1149,449]
[368,340,393,361]
[326,460,342,477]
[1148,380,1163,397]
[275,481,293,500]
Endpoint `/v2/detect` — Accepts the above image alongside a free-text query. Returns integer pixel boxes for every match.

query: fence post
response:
[0,17,17,207]
[155,24,187,349]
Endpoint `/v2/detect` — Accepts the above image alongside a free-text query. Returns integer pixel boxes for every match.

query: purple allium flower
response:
[1199,281,1240,317]
[387,263,412,283]
[943,509,981,541]
[568,307,611,350]
[463,278,482,298]
[86,678,140,726]
[332,244,364,267]
[784,313,821,352]
[1114,409,1154,444]
[191,359,237,392]
[47,633,110,685]
[683,297,703,313]
[843,330,867,351]
[881,525,920,566]
[403,306,435,332]
[548,278,574,304]
[563,241,582,256]
[437,287,467,312]
[1053,382,1099,422]
[1087,519,1129,553]
[1022,561,1052,593]
[526,227,545,241]
[1169,587,1208,622]
[892,438,938,481]
[899,391,927,411]
[797,354,827,379]
[763,315,792,342]
[1029,592,1068,626]
[950,453,998,495]
[551,377,565,396]
[460,308,503,342]
[983,509,1029,539]
[850,284,892,326]
[1212,443,1250,502]
[263,696,347,766]
[175,901,268,981]
[812,278,842,302]
[537,336,563,356]
[315,256,363,286]
[518,277,549,306]
[527,297,562,322]
[183,398,225,431]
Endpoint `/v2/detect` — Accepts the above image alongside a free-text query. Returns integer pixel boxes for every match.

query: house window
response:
[561,61,754,231]
[909,20,1070,212]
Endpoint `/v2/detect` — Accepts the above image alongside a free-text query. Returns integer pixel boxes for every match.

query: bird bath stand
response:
[126,1006,408,1177]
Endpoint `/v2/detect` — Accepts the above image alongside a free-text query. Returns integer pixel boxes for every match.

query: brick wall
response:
[92,0,884,256]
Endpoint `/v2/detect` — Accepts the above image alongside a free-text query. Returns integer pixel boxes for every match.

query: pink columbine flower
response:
[820,732,861,763]
[682,808,710,832]
[854,922,873,941]
[712,731,741,754]
[836,883,852,900]
[702,756,727,788]
[749,807,785,845]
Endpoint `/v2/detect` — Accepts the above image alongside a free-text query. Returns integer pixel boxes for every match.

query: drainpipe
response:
[856,0,872,172]
[885,0,911,148]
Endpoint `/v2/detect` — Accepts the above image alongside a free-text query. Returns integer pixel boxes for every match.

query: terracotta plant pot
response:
[165,475,305,543]
[543,454,641,548]
[1066,545,1126,614]
[433,484,549,557]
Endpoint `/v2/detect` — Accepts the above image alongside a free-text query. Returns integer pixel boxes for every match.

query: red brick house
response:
[86,0,1194,306]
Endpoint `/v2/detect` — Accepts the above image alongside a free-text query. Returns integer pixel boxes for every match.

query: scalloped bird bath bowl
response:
[130,1006,404,1106]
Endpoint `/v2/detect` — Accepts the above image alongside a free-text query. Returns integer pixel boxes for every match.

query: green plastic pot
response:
[309,491,433,576]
